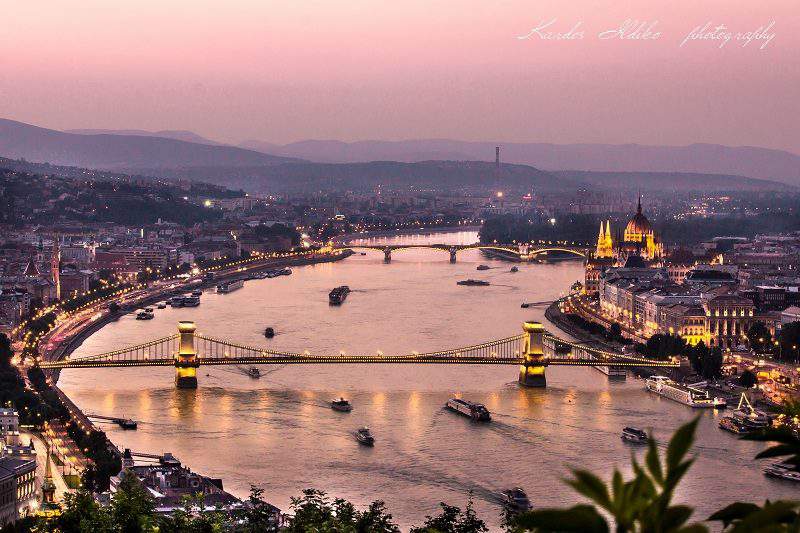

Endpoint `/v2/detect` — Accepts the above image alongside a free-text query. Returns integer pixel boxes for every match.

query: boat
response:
[621,427,648,443]
[135,310,154,320]
[719,416,751,434]
[510,266,519,273]
[520,303,530,308]
[264,327,275,338]
[119,418,138,430]
[144,307,154,313]
[499,488,531,514]
[247,367,261,379]
[354,427,375,446]
[331,398,352,412]
[217,279,245,293]
[764,462,800,483]
[191,290,202,297]
[360,252,367,256]
[168,296,184,308]
[277,267,292,276]
[329,286,351,305]
[645,376,726,408]
[156,302,167,309]
[445,398,491,422]
[181,296,200,307]
[457,279,490,286]
[476,264,490,271]
[731,393,770,429]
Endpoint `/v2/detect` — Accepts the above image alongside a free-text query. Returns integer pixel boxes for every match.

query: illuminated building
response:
[619,196,663,261]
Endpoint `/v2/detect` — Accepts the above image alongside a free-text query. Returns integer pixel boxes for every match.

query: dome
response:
[624,196,652,236]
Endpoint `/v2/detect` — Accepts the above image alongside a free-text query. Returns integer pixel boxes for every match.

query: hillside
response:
[0,118,298,169]
[240,139,800,187]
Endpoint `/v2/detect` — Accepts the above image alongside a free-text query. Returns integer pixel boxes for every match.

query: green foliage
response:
[746,322,772,354]
[738,369,757,388]
[708,500,800,531]
[510,418,706,533]
[110,471,158,533]
[639,334,686,361]
[49,489,115,532]
[287,488,400,533]
[685,342,723,380]
[236,486,280,532]
[410,495,487,533]
[161,493,227,533]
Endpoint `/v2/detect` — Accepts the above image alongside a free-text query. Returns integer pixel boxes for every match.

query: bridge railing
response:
[39,334,180,368]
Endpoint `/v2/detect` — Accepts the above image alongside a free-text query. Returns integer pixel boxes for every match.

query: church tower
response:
[595,220,614,258]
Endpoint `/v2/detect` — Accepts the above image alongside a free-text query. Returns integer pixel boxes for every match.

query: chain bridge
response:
[336,243,590,263]
[39,321,678,389]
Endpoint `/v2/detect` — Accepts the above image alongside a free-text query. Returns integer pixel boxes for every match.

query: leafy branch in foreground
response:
[509,418,706,533]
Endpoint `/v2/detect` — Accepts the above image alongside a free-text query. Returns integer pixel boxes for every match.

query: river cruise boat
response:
[331,398,352,412]
[645,376,726,408]
[181,296,200,307]
[719,416,752,435]
[217,279,244,293]
[499,488,531,514]
[191,290,202,297]
[354,427,375,446]
[168,296,184,307]
[157,302,167,309]
[476,264,491,271]
[621,427,649,443]
[764,462,800,483]
[247,367,261,379]
[119,418,138,430]
[457,279,490,286]
[446,398,491,422]
[329,286,351,305]
[510,266,519,273]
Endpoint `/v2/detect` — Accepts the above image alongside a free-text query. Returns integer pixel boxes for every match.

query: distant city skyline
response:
[1,0,797,152]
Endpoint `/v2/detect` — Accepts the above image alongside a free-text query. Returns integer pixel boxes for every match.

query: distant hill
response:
[240,139,800,187]
[553,171,792,192]
[0,118,298,169]
[131,160,574,193]
[67,128,223,146]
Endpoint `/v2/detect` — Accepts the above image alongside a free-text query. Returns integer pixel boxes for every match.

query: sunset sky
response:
[1,0,797,152]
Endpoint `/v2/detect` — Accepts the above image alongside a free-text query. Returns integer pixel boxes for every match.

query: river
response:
[59,231,796,530]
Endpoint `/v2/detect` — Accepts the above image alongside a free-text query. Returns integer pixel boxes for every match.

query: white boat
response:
[181,296,200,307]
[731,393,770,428]
[764,462,800,483]
[446,398,491,422]
[645,376,726,408]
[217,279,245,293]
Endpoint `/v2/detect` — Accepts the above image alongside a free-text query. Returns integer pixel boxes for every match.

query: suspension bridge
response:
[336,243,590,263]
[39,321,678,389]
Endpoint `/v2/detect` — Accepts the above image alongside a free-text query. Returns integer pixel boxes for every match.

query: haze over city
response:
[1,0,798,152]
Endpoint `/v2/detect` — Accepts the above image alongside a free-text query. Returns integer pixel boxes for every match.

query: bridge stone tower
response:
[449,247,457,263]
[175,321,199,389]
[519,321,547,387]
[383,248,392,263]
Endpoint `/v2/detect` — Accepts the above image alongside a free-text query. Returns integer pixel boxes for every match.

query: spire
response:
[636,192,642,215]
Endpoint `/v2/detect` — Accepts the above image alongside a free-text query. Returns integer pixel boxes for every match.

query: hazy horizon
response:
[2,0,797,151]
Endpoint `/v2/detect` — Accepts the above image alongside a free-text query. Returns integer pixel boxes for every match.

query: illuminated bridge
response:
[336,243,590,263]
[39,321,678,389]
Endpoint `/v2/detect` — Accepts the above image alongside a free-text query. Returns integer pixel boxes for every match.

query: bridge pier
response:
[383,248,392,263]
[175,321,199,389]
[519,321,547,387]
[449,248,457,263]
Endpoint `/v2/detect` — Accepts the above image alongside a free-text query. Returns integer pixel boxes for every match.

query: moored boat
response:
[446,398,491,422]
[476,264,490,271]
[645,376,726,408]
[217,279,245,293]
[764,462,800,482]
[135,310,154,320]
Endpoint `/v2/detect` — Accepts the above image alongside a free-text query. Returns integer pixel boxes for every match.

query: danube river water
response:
[59,231,795,530]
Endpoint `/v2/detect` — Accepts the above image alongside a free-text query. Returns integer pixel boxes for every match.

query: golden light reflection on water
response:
[102,392,116,414]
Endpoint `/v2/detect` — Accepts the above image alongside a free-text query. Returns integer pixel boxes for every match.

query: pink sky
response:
[1,0,797,152]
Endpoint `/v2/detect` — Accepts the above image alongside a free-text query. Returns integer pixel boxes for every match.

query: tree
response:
[700,346,724,380]
[640,334,686,361]
[608,323,623,342]
[0,333,12,366]
[287,488,399,533]
[778,321,800,363]
[110,470,157,533]
[161,492,227,533]
[510,419,706,533]
[746,322,772,354]
[686,342,709,375]
[738,370,757,388]
[410,494,487,533]
[50,489,114,533]
[237,486,281,532]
